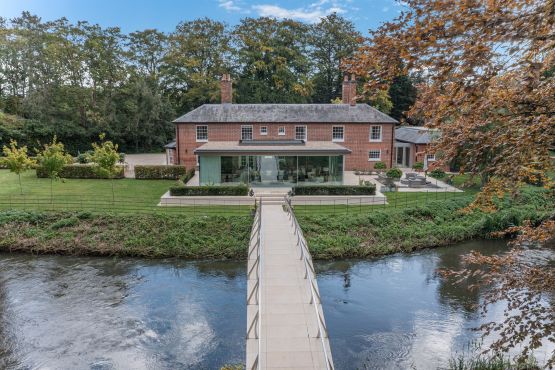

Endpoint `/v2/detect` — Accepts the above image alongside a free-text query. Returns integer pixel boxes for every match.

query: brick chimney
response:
[341,74,357,106]
[221,74,232,104]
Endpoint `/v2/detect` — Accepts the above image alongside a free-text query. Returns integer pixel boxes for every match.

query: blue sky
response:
[1,0,407,34]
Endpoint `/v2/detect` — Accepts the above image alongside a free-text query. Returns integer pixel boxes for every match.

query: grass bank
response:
[297,187,554,259]
[0,210,252,259]
[0,169,250,216]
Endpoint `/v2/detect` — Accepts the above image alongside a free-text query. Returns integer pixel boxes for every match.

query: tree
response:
[441,214,555,367]
[309,13,361,103]
[163,18,232,111]
[369,89,393,114]
[233,17,312,103]
[345,0,555,364]
[90,133,120,203]
[345,0,555,208]
[1,139,35,194]
[388,73,418,122]
[36,136,73,201]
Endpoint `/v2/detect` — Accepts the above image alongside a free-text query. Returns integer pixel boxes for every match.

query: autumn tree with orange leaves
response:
[345,0,554,209]
[346,0,555,366]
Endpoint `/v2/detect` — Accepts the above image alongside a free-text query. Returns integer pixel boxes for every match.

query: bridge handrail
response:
[246,198,263,370]
[283,196,334,370]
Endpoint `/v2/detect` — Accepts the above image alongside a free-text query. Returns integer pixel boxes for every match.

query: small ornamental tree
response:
[412,162,424,172]
[90,133,120,203]
[36,136,73,201]
[386,167,402,179]
[374,161,387,172]
[1,140,36,194]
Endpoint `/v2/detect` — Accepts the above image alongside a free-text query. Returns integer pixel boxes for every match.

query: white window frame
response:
[369,125,382,142]
[295,125,307,141]
[241,125,253,141]
[260,126,268,136]
[196,125,208,142]
[368,149,381,161]
[426,153,436,162]
[332,126,344,142]
[278,126,286,136]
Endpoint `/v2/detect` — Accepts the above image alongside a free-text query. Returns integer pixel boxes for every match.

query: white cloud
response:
[252,1,347,23]
[218,0,241,12]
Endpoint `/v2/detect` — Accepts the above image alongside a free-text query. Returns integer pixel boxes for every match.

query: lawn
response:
[293,174,480,216]
[0,170,250,216]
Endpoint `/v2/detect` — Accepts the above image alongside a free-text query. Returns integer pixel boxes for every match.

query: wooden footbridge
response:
[246,199,334,369]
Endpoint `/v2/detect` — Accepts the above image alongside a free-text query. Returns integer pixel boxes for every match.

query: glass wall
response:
[199,155,343,186]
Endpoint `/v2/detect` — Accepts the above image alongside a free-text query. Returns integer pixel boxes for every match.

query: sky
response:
[0,0,407,35]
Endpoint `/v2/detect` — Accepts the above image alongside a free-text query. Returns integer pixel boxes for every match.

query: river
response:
[0,240,551,369]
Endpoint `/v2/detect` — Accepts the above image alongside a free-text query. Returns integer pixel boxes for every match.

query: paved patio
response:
[344,170,462,192]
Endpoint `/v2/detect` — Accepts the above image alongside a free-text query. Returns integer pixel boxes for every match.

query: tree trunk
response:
[18,173,23,195]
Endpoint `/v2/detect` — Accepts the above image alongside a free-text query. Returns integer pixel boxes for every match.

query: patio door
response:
[395,145,411,167]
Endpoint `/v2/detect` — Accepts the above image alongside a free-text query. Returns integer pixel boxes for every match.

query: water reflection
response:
[0,255,246,369]
[315,240,528,370]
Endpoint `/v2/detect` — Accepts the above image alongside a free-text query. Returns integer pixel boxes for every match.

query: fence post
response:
[359,197,362,214]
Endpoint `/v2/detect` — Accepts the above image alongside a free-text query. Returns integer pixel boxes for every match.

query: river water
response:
[0,240,551,369]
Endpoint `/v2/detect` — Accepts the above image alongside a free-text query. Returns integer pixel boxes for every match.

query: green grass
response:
[0,169,251,216]
[293,174,480,216]
[0,210,252,259]
[297,187,554,259]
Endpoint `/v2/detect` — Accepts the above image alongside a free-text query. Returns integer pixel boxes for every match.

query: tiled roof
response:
[174,104,397,124]
[395,127,440,144]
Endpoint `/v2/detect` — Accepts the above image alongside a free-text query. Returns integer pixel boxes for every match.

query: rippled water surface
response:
[315,239,551,370]
[0,256,246,369]
[1,240,552,370]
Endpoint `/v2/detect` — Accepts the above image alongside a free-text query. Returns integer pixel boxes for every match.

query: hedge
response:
[135,165,186,180]
[170,184,249,196]
[36,164,125,179]
[292,185,376,196]
[181,168,196,184]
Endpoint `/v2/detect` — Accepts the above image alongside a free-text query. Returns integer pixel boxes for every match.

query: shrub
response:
[386,167,403,179]
[169,184,249,196]
[429,168,446,179]
[292,185,376,196]
[181,168,195,184]
[135,165,186,180]
[374,161,387,170]
[76,151,92,164]
[36,164,124,179]
[412,161,424,171]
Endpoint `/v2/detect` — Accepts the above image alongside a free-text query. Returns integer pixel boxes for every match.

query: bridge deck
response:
[247,204,333,369]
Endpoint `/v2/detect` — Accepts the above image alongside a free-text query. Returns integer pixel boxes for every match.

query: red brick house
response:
[170,75,397,186]
[394,126,449,171]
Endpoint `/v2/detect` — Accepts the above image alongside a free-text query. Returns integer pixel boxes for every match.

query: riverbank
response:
[298,187,554,259]
[0,187,552,260]
[0,211,252,259]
